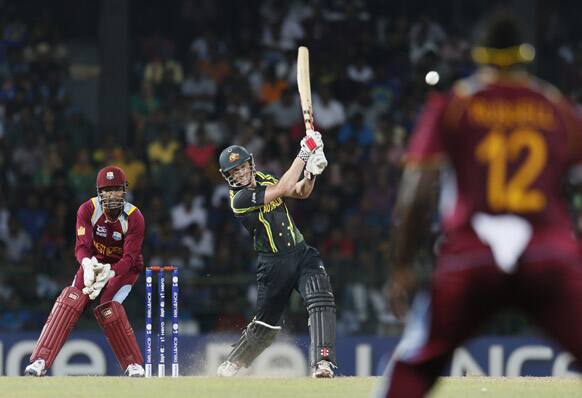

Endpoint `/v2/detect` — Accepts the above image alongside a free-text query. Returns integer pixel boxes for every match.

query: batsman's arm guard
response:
[225,319,281,368]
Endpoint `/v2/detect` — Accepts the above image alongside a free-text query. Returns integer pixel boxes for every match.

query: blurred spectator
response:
[143,49,184,88]
[12,133,43,178]
[181,223,214,271]
[347,56,374,83]
[16,193,49,240]
[312,85,346,131]
[0,218,32,262]
[130,82,161,130]
[171,189,208,231]
[93,133,124,166]
[114,149,146,190]
[0,198,9,237]
[184,126,217,169]
[147,129,180,167]
[148,219,186,268]
[409,15,446,65]
[184,109,222,145]
[197,47,230,84]
[258,66,288,105]
[34,144,63,187]
[232,122,265,157]
[263,88,301,129]
[338,112,374,147]
[181,62,217,113]
[68,149,96,201]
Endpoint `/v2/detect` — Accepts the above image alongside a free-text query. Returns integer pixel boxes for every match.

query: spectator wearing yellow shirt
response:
[93,134,124,166]
[147,130,180,166]
[144,53,184,87]
[114,150,146,189]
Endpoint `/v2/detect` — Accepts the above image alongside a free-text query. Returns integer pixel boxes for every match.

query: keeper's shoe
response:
[125,363,145,377]
[25,359,47,377]
[217,360,240,377]
[312,360,335,378]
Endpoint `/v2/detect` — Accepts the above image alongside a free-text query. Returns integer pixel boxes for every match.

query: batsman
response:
[216,131,336,378]
[25,166,145,377]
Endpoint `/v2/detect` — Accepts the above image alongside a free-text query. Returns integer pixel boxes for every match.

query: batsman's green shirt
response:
[229,171,304,253]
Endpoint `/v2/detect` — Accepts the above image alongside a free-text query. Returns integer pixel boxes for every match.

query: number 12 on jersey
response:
[476,128,547,212]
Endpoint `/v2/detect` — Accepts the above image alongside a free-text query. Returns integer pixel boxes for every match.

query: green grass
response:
[0,376,580,398]
[430,377,582,398]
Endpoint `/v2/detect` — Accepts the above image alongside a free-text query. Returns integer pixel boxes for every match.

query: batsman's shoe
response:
[125,363,145,377]
[217,360,240,377]
[312,360,334,378]
[25,359,47,377]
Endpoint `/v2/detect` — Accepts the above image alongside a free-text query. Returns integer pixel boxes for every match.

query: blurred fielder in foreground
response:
[25,166,146,377]
[216,130,336,378]
[376,11,582,398]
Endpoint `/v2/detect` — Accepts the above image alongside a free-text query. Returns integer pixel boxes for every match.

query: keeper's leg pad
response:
[304,273,337,366]
[30,286,88,368]
[94,301,143,370]
[226,319,281,367]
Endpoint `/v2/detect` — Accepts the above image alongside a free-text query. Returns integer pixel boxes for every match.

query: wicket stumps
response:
[145,266,179,378]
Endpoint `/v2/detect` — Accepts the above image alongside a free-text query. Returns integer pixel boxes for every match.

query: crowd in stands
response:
[1,0,581,335]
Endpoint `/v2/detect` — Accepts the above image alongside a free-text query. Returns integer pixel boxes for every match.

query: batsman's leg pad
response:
[94,301,143,370]
[226,319,281,367]
[30,286,88,368]
[304,273,336,366]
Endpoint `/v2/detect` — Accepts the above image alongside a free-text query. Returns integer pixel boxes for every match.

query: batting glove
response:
[298,130,323,162]
[306,149,328,176]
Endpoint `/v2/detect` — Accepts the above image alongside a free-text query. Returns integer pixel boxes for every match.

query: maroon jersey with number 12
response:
[407,71,582,242]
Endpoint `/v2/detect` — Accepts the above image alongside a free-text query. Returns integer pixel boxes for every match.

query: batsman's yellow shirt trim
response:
[284,205,296,244]
[256,171,278,183]
[259,210,278,252]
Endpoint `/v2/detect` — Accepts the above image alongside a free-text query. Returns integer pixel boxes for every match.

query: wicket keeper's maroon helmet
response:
[96,166,128,210]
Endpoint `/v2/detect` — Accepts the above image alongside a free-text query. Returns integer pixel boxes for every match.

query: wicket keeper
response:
[25,166,146,377]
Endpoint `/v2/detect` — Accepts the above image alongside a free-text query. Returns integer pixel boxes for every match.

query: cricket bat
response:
[297,46,314,132]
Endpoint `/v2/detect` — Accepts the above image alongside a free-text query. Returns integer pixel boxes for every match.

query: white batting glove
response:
[306,130,323,149]
[81,257,98,288]
[298,130,323,162]
[306,149,328,176]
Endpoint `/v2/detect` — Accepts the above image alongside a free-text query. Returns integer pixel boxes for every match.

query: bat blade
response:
[297,46,313,132]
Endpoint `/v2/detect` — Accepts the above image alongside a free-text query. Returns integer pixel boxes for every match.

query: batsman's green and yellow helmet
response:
[218,145,255,188]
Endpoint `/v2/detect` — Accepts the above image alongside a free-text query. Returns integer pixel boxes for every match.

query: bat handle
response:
[303,110,314,131]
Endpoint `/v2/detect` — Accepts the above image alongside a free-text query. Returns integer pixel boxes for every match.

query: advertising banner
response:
[0,333,579,377]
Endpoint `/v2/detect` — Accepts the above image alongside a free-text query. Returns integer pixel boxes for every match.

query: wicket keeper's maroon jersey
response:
[75,197,145,275]
[407,70,582,238]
